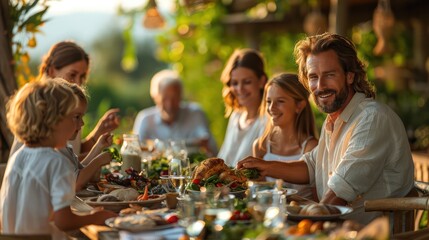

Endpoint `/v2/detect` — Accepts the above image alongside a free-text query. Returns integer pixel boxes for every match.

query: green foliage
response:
[103,147,122,162]
[9,0,50,85]
[154,3,316,145]
[80,26,167,138]
[156,4,236,145]
[353,22,429,150]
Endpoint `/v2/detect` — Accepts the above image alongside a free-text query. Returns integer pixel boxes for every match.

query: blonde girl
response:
[254,73,318,199]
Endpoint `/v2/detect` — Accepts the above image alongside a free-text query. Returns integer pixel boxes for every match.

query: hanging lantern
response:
[143,0,165,29]
[303,10,328,36]
[373,0,395,56]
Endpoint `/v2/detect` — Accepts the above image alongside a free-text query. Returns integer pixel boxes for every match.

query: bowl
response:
[247,181,275,191]
[186,188,246,200]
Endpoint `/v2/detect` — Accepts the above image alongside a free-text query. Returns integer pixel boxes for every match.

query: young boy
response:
[8,78,114,191]
[59,80,113,191]
[1,78,117,236]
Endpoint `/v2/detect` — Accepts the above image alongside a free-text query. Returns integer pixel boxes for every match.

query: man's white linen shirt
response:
[302,92,414,224]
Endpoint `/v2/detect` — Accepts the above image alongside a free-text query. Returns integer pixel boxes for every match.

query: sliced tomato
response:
[192,179,201,185]
[165,214,179,224]
[230,210,241,221]
[240,211,252,220]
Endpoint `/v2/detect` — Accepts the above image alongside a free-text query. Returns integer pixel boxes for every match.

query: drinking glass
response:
[247,180,275,200]
[182,157,191,178]
[204,194,234,237]
[178,196,206,240]
[152,139,166,158]
[169,140,188,160]
[169,157,186,196]
[250,189,286,230]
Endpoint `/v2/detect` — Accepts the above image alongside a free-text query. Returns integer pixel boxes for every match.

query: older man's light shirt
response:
[133,102,217,155]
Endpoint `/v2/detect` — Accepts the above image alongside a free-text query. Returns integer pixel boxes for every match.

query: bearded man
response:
[238,33,414,224]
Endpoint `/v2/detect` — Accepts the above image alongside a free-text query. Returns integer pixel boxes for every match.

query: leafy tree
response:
[0,0,49,161]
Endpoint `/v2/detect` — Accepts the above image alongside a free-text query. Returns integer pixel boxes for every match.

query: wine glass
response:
[169,157,186,196]
[182,157,192,179]
[152,139,166,158]
[169,140,188,160]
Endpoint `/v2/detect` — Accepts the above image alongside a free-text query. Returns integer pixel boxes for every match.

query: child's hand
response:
[95,132,113,150]
[92,209,118,225]
[95,151,113,166]
[93,109,120,137]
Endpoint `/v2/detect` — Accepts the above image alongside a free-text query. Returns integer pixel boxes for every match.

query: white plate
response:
[86,185,103,194]
[71,197,94,215]
[85,195,166,213]
[105,217,176,232]
[283,188,298,196]
[287,204,353,221]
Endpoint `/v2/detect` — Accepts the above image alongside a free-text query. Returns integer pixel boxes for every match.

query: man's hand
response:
[238,157,310,185]
[237,156,269,178]
[320,189,348,206]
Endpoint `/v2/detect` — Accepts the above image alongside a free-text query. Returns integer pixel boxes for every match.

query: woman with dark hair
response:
[10,41,119,159]
[218,49,268,167]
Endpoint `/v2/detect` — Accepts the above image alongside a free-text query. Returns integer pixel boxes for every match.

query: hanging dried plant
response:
[373,0,395,56]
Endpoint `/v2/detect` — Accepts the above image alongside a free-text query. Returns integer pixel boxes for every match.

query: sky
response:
[28,0,174,57]
[47,0,173,15]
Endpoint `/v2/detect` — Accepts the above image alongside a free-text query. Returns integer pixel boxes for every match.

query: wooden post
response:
[329,0,348,36]
[0,0,17,162]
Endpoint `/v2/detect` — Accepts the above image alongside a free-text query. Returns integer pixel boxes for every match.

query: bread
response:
[113,215,156,230]
[119,207,139,215]
[109,188,140,201]
[299,203,337,216]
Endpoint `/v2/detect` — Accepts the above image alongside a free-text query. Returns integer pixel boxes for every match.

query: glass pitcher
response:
[120,134,142,176]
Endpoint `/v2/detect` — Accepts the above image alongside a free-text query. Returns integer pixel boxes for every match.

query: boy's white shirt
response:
[0,146,75,235]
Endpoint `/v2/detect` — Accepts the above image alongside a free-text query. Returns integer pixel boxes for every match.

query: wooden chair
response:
[393,227,429,240]
[364,196,429,234]
[413,152,429,182]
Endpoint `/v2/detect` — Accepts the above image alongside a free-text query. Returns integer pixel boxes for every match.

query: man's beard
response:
[313,86,349,114]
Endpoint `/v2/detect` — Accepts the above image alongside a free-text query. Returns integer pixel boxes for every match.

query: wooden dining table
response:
[73,192,320,240]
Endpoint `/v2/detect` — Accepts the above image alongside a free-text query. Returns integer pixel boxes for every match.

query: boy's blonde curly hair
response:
[6,78,80,144]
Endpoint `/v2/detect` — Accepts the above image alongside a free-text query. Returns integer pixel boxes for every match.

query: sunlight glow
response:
[47,0,172,15]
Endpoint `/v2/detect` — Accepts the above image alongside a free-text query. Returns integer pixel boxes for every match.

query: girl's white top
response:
[263,137,315,199]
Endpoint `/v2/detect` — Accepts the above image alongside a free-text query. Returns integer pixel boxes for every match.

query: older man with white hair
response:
[133,69,218,156]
